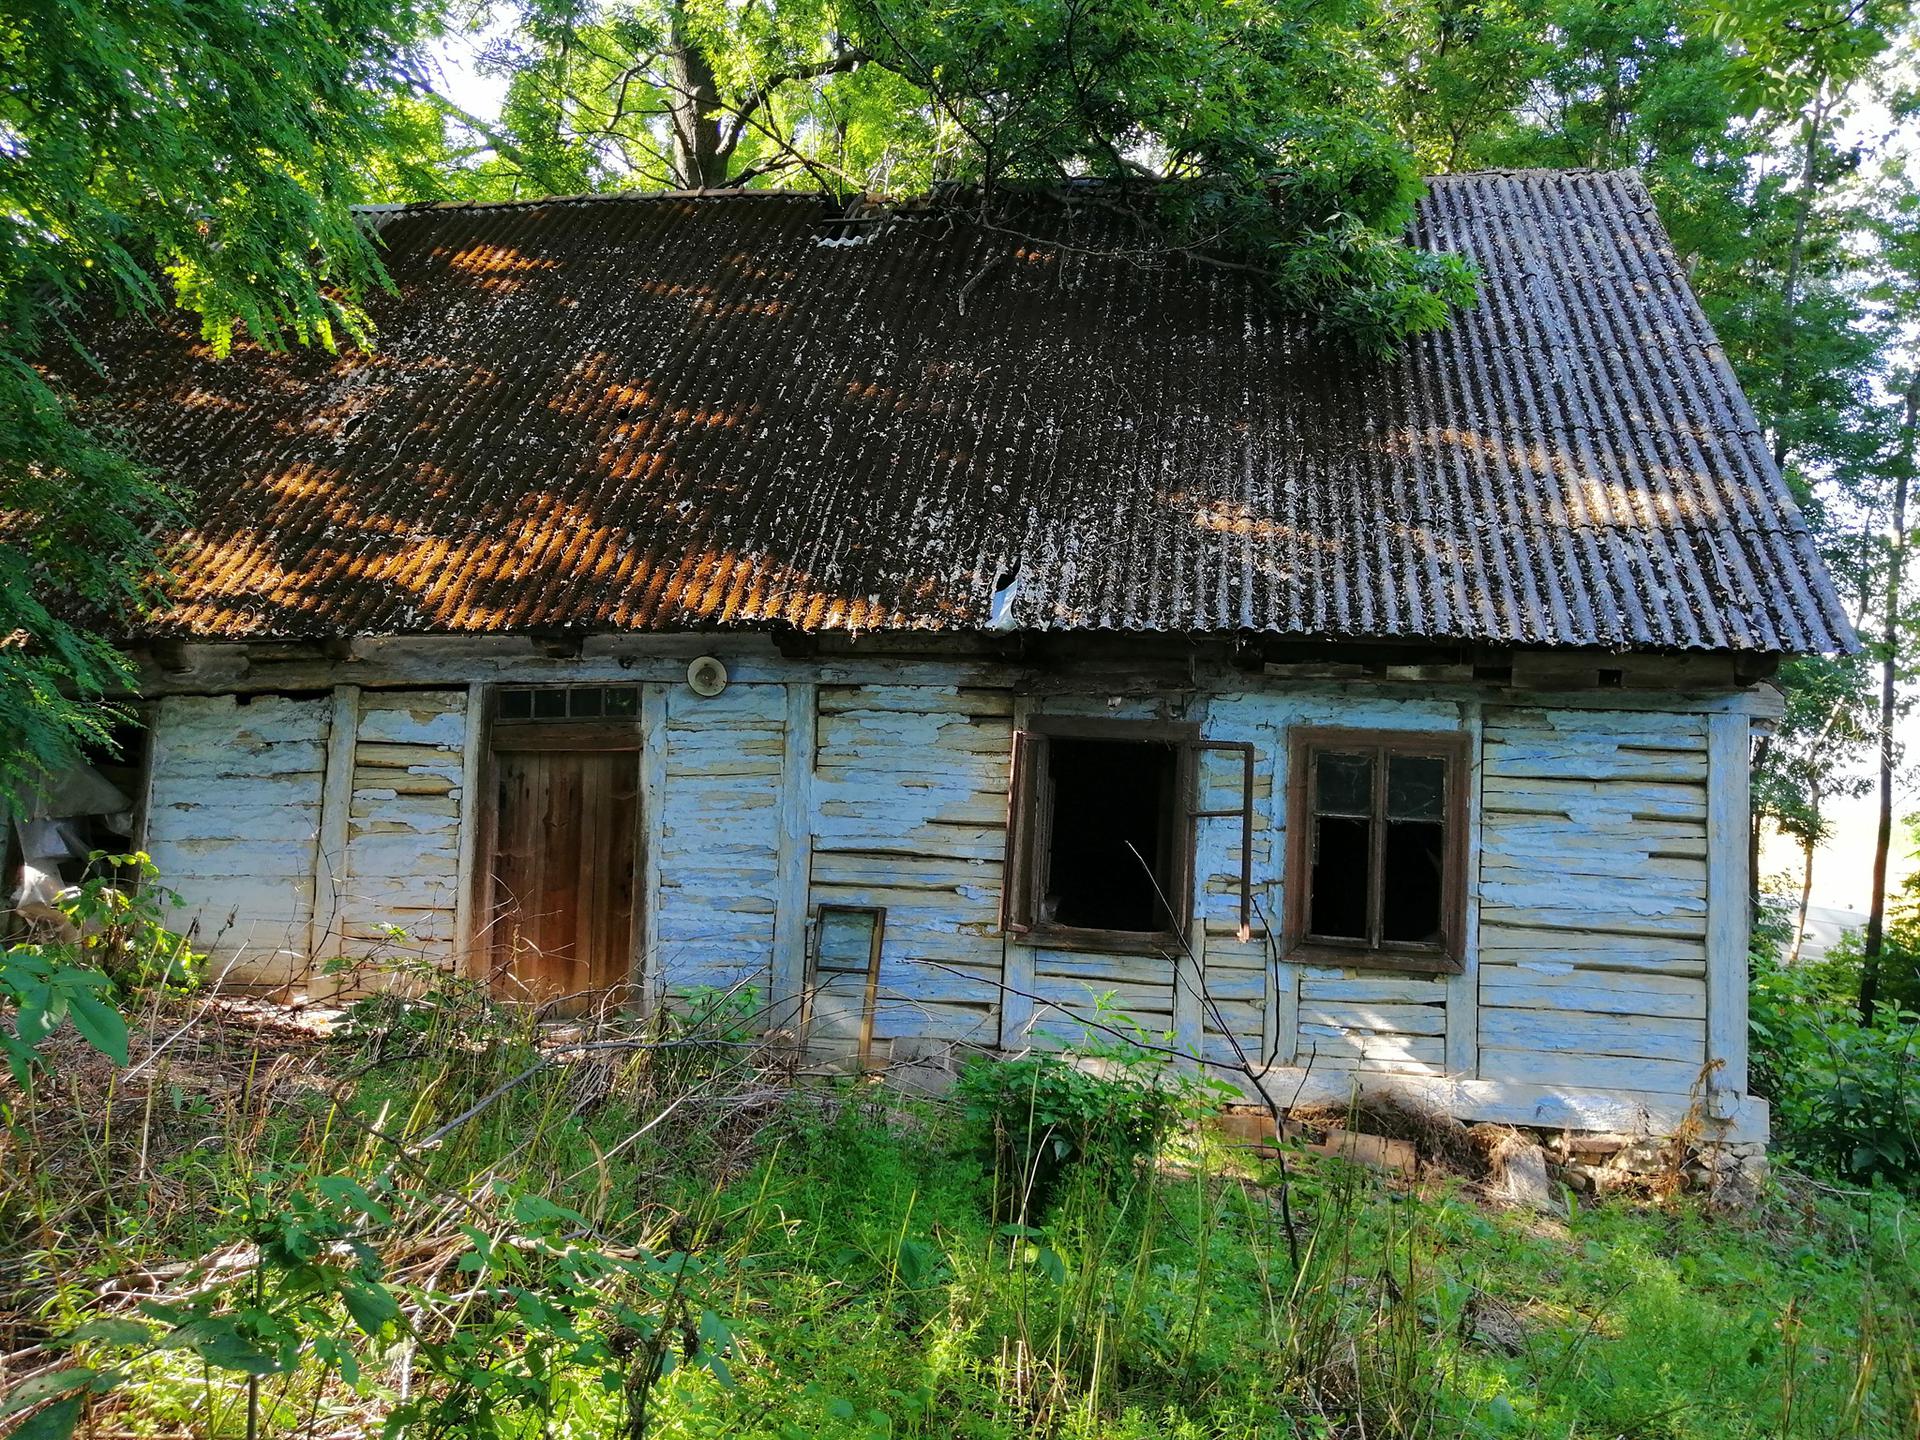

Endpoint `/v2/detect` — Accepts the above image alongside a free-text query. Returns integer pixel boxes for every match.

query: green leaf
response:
[338,1278,403,1339]
[0,1369,97,1419]
[8,1394,84,1440]
[64,989,128,1066]
[59,1318,152,1347]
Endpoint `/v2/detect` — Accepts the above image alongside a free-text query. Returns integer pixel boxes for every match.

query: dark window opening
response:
[1004,725,1200,947]
[1041,738,1179,933]
[1293,732,1463,971]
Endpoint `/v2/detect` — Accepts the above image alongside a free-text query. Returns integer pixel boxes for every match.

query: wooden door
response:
[488,748,639,1013]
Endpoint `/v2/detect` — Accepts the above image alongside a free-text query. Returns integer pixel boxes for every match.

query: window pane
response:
[569,687,604,718]
[1041,737,1177,933]
[1314,752,1372,815]
[816,908,879,974]
[604,688,638,716]
[1387,754,1446,820]
[499,688,532,719]
[1382,820,1445,943]
[1309,815,1370,939]
[532,688,567,719]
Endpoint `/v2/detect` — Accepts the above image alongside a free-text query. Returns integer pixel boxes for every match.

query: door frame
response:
[804,903,887,1070]
[471,687,646,1007]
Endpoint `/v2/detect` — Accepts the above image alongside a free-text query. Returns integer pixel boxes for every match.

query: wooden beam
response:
[771,682,816,1032]
[636,683,668,1011]
[1446,700,1483,1077]
[450,683,486,973]
[309,685,360,976]
[1705,711,1751,1101]
[999,695,1036,1048]
[1175,918,1205,1059]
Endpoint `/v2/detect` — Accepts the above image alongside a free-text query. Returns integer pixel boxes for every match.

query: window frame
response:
[1002,717,1200,955]
[1282,726,1469,975]
[488,685,643,752]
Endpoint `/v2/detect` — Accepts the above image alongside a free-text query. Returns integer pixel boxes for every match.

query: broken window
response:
[1286,730,1467,973]
[1003,723,1196,948]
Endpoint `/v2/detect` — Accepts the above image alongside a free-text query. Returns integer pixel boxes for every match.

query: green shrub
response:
[1750,953,1920,1190]
[953,1047,1206,1218]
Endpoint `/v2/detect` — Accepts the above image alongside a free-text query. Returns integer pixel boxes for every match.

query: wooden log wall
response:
[125,651,1763,1137]
[144,693,331,983]
[1475,707,1711,1097]
[336,689,467,964]
[807,684,1011,1050]
[648,682,786,1001]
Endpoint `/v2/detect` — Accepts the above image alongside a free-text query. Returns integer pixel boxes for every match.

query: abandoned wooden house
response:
[13,169,1855,1148]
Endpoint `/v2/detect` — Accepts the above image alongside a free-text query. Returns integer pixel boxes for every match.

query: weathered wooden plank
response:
[358,687,467,714]
[349,771,459,794]
[1299,1002,1448,1037]
[771,682,813,1029]
[1476,922,1704,955]
[1484,747,1707,784]
[1032,975,1176,1017]
[818,683,1015,716]
[1486,708,1710,740]
[1705,711,1751,1098]
[353,741,463,771]
[1480,853,1706,885]
[1295,1026,1446,1068]
[1481,783,1709,817]
[810,851,1004,890]
[153,744,331,781]
[1480,1006,1703,1059]
[1033,950,1173,987]
[351,795,462,826]
[869,997,999,1043]
[1479,901,1706,939]
[1301,973,1448,1003]
[637,683,668,1005]
[1200,968,1266,1003]
[1478,1046,1704,1095]
[1477,976,1705,1020]
[1482,815,1707,853]
[147,838,319,874]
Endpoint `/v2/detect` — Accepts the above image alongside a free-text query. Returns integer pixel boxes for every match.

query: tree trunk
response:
[666,2,729,188]
[1861,372,1920,1021]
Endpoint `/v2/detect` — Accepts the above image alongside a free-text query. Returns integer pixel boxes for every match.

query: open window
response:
[1002,720,1199,951]
[1283,728,1468,974]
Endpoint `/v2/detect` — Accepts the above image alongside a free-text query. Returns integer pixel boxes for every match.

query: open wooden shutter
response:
[1191,740,1257,942]
[1000,729,1037,933]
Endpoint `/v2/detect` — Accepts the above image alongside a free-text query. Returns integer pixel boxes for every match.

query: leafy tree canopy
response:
[411,0,1479,354]
[0,0,442,798]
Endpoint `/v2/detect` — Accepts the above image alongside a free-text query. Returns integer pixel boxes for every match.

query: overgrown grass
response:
[2,975,1916,1439]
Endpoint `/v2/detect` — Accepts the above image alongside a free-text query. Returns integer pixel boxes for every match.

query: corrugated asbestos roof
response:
[63,170,1854,651]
